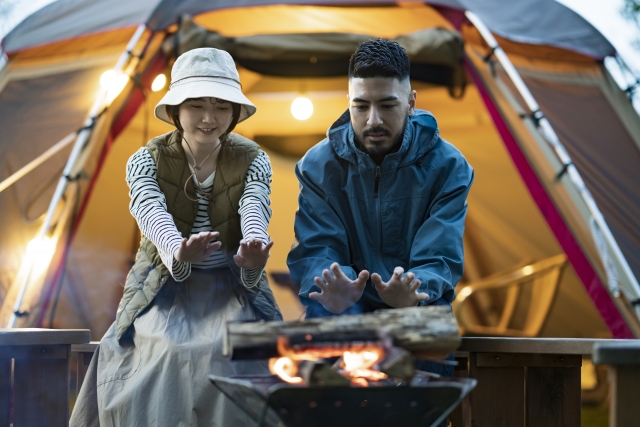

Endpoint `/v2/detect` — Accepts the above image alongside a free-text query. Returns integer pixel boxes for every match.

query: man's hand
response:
[371,267,429,308]
[309,263,370,314]
[234,238,274,269]
[173,231,221,263]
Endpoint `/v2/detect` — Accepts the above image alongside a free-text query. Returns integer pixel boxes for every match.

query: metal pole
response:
[8,24,148,328]
[465,11,640,300]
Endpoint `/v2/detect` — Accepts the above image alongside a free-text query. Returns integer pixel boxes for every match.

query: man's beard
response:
[355,115,408,159]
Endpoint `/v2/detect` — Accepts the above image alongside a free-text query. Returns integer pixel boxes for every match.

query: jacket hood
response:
[327,108,440,170]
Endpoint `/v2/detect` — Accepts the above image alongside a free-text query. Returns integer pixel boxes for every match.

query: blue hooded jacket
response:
[287,109,474,317]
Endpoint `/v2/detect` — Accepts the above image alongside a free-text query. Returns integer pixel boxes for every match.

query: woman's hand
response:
[173,231,221,263]
[233,238,274,270]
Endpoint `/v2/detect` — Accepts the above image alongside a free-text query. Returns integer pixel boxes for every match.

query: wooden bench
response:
[593,341,640,427]
[451,337,633,427]
[0,328,90,426]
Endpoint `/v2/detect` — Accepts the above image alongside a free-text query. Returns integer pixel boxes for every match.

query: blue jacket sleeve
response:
[286,162,357,305]
[410,160,474,304]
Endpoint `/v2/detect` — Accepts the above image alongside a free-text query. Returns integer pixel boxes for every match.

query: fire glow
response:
[269,337,388,385]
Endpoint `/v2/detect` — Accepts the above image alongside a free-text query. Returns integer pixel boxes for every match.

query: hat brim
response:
[154,79,257,126]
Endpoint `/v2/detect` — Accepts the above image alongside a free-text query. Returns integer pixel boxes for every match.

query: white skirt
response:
[70,267,268,427]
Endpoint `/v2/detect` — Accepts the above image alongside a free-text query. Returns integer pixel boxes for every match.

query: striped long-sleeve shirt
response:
[126,148,272,287]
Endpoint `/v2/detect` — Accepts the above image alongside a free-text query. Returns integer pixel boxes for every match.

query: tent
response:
[0,0,639,341]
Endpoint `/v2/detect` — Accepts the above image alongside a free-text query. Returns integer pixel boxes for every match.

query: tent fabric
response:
[0,2,631,339]
[4,0,615,60]
[0,66,103,300]
[164,17,465,93]
[520,72,640,282]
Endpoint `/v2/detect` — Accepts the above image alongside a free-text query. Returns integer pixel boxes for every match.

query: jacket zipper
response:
[373,166,381,198]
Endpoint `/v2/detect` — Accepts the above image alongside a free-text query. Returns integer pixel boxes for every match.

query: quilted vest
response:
[114,130,282,341]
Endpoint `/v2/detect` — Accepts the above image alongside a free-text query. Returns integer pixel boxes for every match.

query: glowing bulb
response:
[100,69,129,103]
[291,97,313,120]
[25,236,57,278]
[100,70,117,90]
[151,74,167,92]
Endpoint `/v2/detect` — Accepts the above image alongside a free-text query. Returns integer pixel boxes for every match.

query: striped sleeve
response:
[126,148,191,281]
[238,151,273,287]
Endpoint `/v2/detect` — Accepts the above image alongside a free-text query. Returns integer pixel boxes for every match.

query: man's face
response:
[348,77,416,158]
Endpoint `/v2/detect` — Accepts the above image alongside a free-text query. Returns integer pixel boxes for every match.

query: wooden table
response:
[452,337,632,427]
[593,340,640,427]
[0,328,90,427]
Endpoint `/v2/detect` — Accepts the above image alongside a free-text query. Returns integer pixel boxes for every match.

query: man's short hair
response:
[348,39,410,81]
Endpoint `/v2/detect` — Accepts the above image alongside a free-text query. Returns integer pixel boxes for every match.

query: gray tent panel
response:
[0,66,104,298]
[522,75,640,281]
[5,0,615,60]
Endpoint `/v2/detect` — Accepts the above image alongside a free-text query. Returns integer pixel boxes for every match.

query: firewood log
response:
[223,306,459,360]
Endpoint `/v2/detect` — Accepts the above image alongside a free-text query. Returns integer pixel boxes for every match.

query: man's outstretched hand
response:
[173,231,222,264]
[309,263,370,314]
[234,238,274,269]
[371,267,429,308]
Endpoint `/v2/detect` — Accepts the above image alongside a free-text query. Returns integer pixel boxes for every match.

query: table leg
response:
[609,366,640,427]
[13,345,69,427]
[0,359,10,426]
[468,353,525,427]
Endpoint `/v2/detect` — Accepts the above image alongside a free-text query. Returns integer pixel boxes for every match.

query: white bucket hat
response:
[154,48,257,126]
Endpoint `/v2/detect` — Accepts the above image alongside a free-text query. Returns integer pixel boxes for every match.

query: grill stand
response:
[210,372,476,427]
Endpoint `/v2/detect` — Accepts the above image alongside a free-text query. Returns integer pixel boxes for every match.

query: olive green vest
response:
[114,130,282,341]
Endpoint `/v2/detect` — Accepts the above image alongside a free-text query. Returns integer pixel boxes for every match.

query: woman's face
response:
[178,97,233,145]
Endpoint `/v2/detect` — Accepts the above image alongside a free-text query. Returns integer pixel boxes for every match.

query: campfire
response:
[213,307,476,427]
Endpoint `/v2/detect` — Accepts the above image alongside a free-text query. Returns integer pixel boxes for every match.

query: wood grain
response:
[0,359,10,426]
[13,345,70,427]
[468,353,525,427]
[525,367,580,427]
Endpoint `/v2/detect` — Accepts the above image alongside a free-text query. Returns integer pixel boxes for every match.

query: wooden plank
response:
[0,359,10,426]
[13,345,70,427]
[71,341,100,354]
[475,353,581,368]
[468,353,525,427]
[609,366,640,427]
[0,329,90,346]
[525,367,581,427]
[593,341,640,365]
[0,344,67,360]
[460,337,634,355]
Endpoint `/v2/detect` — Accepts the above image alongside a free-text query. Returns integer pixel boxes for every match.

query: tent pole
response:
[465,11,640,312]
[7,24,148,329]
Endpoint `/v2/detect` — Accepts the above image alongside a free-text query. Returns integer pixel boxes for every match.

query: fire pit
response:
[212,307,476,427]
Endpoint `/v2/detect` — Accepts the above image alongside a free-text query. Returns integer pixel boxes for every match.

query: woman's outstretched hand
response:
[173,231,221,263]
[233,238,274,270]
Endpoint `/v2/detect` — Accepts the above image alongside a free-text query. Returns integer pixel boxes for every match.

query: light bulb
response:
[151,74,167,92]
[25,236,56,278]
[291,97,313,121]
[99,69,129,103]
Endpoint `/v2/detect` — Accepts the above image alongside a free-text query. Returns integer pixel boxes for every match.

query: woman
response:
[70,48,282,427]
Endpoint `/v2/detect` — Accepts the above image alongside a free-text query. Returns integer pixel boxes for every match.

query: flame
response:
[269,337,388,385]
[269,357,303,384]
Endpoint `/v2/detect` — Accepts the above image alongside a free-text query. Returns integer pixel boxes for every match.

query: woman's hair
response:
[165,98,242,138]
[348,39,410,82]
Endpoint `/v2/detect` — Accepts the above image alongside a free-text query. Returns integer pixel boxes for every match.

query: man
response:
[287,39,473,328]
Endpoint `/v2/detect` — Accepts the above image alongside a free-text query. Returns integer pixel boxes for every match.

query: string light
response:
[99,70,129,103]
[291,96,313,120]
[151,74,167,92]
